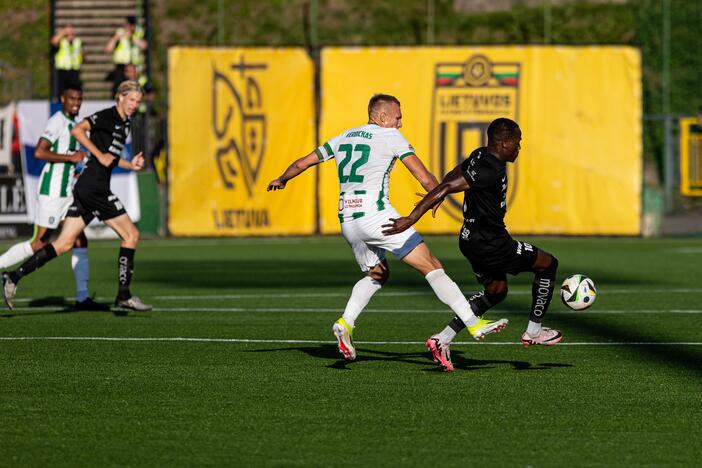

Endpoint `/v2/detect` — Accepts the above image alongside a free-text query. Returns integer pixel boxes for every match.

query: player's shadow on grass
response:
[249,344,574,372]
[450,350,573,372]
[0,296,130,318]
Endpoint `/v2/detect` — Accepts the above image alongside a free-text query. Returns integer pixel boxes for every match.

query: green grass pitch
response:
[0,235,700,466]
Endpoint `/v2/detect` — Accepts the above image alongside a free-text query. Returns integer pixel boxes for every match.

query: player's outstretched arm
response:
[382,164,469,235]
[267,151,320,191]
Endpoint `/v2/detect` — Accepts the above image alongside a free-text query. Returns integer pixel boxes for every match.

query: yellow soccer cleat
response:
[332,317,356,360]
[467,318,509,341]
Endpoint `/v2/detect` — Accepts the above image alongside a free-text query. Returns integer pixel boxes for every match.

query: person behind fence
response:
[105,16,147,95]
[51,24,82,100]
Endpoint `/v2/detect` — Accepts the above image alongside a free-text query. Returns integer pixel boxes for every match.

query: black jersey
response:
[75,106,130,193]
[460,147,507,232]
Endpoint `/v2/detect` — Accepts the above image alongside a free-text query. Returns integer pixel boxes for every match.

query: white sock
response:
[0,241,34,268]
[425,268,478,327]
[342,276,382,327]
[72,248,90,302]
[527,320,542,336]
[438,325,458,344]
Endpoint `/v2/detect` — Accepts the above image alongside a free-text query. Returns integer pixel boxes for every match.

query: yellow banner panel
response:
[168,47,315,236]
[319,47,642,235]
[679,117,702,196]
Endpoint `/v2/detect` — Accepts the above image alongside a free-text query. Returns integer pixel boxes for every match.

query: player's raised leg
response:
[521,250,562,347]
[401,242,508,371]
[0,225,55,269]
[104,213,151,311]
[2,217,86,309]
[433,279,510,351]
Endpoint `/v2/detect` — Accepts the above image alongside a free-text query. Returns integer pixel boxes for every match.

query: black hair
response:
[62,81,83,94]
[368,93,400,118]
[126,15,137,25]
[487,118,520,143]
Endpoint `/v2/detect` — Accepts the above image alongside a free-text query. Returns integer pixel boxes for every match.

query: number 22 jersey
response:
[315,124,415,222]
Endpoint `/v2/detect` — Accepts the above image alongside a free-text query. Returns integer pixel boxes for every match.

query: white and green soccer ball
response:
[560,274,597,311]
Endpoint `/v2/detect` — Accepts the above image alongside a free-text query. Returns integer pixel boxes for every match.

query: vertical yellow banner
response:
[319,47,642,235]
[168,48,315,236]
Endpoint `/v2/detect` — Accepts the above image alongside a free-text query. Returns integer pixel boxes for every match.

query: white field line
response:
[147,288,702,300]
[0,336,701,346]
[6,306,702,314]
[8,288,702,305]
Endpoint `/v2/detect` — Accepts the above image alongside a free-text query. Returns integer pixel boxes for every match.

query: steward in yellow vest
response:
[51,25,82,101]
[105,16,148,97]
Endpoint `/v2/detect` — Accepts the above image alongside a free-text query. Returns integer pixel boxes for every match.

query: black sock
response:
[446,288,508,332]
[117,247,135,300]
[10,244,57,283]
[468,289,507,317]
[530,259,558,323]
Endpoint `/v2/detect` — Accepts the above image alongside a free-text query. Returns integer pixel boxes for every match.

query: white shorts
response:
[341,208,424,272]
[35,195,73,229]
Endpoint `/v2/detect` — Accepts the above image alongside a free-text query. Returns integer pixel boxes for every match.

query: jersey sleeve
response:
[387,130,415,160]
[40,115,63,145]
[86,109,107,131]
[315,134,342,162]
[461,157,497,189]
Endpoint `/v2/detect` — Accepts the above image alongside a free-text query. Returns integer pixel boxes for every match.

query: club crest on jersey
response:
[212,55,267,198]
[430,54,521,221]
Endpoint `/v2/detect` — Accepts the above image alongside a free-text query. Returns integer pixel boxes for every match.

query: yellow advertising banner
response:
[319,47,642,235]
[168,47,315,236]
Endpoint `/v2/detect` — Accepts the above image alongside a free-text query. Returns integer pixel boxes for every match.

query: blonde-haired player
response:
[3,81,151,312]
[268,94,508,362]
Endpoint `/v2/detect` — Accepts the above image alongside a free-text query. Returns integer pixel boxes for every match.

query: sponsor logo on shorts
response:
[516,241,533,255]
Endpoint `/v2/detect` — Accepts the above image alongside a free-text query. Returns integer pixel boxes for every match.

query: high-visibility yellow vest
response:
[54,38,82,70]
[113,27,145,65]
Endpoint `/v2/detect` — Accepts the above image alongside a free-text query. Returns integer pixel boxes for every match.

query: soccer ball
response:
[560,274,597,311]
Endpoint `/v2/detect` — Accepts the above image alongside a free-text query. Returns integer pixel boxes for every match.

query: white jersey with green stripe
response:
[316,124,415,222]
[38,111,78,199]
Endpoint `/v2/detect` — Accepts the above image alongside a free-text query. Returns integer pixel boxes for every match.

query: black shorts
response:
[66,189,127,224]
[458,223,538,285]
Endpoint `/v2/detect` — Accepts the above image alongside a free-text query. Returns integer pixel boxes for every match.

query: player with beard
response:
[383,118,562,372]
[2,81,151,312]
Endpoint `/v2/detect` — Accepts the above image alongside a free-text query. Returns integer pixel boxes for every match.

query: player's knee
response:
[369,265,389,284]
[485,281,508,296]
[486,289,508,305]
[29,238,47,252]
[124,227,140,246]
[543,255,558,278]
[53,239,73,255]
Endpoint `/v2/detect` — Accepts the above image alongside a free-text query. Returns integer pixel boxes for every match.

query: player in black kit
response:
[2,80,151,312]
[383,118,561,372]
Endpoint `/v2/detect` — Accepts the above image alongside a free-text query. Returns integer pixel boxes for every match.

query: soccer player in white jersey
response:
[0,84,106,310]
[267,94,508,362]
